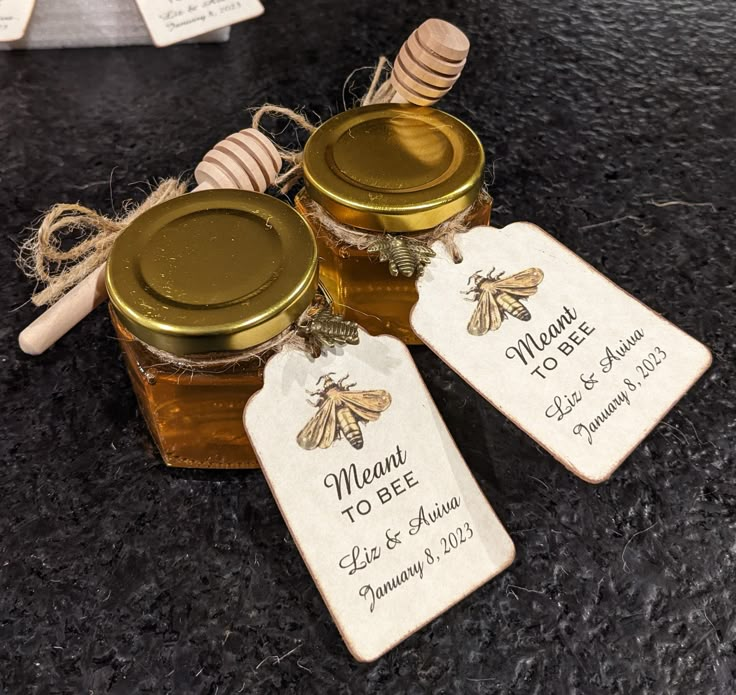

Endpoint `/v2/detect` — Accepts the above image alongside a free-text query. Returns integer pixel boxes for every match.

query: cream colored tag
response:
[412,223,711,483]
[134,0,263,47]
[244,332,515,662]
[0,0,35,41]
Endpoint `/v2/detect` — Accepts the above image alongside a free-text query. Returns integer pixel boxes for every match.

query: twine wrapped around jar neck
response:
[299,189,493,265]
[122,292,361,375]
[129,305,314,376]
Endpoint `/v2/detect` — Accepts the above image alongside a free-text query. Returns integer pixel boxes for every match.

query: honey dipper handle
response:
[18,129,283,355]
[18,265,108,355]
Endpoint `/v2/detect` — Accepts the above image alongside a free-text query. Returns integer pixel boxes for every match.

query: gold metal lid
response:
[106,190,318,355]
[303,104,485,233]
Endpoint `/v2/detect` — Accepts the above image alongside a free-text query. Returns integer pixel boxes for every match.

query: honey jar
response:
[106,189,318,469]
[295,103,491,344]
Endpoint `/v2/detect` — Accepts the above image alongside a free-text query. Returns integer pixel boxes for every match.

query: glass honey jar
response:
[106,189,318,469]
[295,103,491,344]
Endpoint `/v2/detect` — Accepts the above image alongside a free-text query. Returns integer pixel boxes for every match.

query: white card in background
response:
[244,333,515,662]
[0,0,35,41]
[412,223,711,484]
[134,0,263,47]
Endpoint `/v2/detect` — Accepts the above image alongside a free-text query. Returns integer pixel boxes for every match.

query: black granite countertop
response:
[1,1,734,693]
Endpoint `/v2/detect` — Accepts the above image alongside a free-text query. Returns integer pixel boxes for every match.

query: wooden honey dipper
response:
[389,18,470,106]
[19,129,281,356]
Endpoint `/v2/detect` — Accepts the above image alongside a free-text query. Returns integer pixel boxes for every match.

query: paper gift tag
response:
[0,0,35,41]
[244,332,515,662]
[412,223,711,483]
[134,0,264,47]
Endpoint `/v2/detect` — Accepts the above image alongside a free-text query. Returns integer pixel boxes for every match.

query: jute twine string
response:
[18,178,187,307]
[129,303,318,377]
[359,56,396,106]
[299,189,493,264]
[251,104,318,195]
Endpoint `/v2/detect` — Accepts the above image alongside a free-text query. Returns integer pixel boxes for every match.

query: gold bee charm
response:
[465,267,544,335]
[366,235,436,278]
[297,374,392,450]
[298,307,360,357]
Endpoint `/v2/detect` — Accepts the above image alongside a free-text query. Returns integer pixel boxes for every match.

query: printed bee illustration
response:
[298,306,360,357]
[366,235,435,278]
[465,267,544,335]
[297,374,392,450]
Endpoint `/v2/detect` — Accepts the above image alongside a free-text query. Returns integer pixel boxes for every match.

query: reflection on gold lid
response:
[303,104,484,232]
[106,190,317,355]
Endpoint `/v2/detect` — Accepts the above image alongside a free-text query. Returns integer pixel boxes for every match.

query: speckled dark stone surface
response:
[1,1,734,693]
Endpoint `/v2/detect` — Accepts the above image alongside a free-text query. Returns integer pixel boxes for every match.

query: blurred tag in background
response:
[0,0,36,42]
[0,0,264,49]
[134,0,264,47]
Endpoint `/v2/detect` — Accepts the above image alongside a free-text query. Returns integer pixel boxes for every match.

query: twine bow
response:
[18,178,187,307]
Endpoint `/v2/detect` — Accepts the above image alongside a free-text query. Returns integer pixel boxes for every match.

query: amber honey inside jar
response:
[295,103,491,344]
[106,190,318,469]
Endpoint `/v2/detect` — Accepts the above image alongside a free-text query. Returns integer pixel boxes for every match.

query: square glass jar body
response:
[111,308,263,469]
[296,190,492,344]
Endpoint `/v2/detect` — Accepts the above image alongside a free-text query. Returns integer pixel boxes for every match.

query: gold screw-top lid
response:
[106,190,318,355]
[302,104,484,233]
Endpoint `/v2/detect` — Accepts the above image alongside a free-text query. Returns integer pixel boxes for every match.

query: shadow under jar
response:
[295,103,491,344]
[106,190,318,469]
